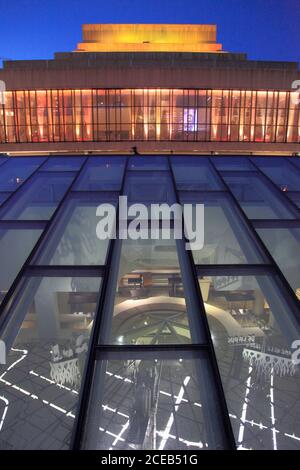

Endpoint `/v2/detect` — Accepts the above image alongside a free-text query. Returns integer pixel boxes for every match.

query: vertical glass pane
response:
[223,174,295,219]
[82,352,228,450]
[0,228,42,304]
[0,173,75,220]
[200,273,300,449]
[171,157,223,190]
[256,227,300,294]
[74,157,126,191]
[0,275,101,449]
[179,192,266,264]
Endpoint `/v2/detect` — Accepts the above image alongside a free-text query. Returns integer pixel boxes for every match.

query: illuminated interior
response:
[76,24,223,53]
[1,88,299,144]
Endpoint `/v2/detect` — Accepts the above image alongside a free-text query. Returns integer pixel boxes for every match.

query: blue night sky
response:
[0,0,299,64]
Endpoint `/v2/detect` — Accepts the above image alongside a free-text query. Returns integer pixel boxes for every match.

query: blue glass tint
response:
[128,156,169,171]
[171,157,224,190]
[0,192,11,205]
[82,351,229,450]
[0,228,42,304]
[252,158,300,191]
[256,227,300,293]
[201,273,300,450]
[286,192,300,209]
[31,193,115,266]
[0,157,45,191]
[74,157,125,191]
[124,171,176,204]
[222,173,295,219]
[179,192,267,264]
[0,275,102,449]
[0,156,8,166]
[0,173,75,220]
[40,156,86,172]
[211,156,256,171]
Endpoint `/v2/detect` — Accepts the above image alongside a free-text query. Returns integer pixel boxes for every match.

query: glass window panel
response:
[128,156,168,171]
[100,236,194,346]
[0,157,45,191]
[124,172,176,204]
[180,192,266,264]
[171,157,223,190]
[40,156,86,172]
[0,173,74,220]
[200,273,300,450]
[286,192,300,209]
[256,227,300,293]
[223,174,295,219]
[0,228,42,304]
[0,192,11,205]
[82,352,228,450]
[212,157,255,171]
[31,194,114,266]
[252,158,300,191]
[0,275,101,449]
[74,157,125,191]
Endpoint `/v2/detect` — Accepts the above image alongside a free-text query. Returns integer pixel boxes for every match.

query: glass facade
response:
[0,154,300,450]
[1,88,300,143]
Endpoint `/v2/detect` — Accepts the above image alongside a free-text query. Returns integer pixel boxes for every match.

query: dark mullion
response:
[196,264,275,276]
[0,155,50,211]
[24,265,105,278]
[0,155,88,322]
[249,157,300,217]
[95,343,210,359]
[0,220,47,229]
[167,155,237,450]
[251,219,300,229]
[213,161,300,314]
[70,155,129,450]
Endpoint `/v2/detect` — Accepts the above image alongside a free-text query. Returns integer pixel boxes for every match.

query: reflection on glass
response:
[128,156,169,171]
[83,354,227,450]
[200,274,300,449]
[105,236,192,345]
[40,156,86,172]
[212,157,255,171]
[223,174,294,219]
[0,157,45,191]
[32,195,113,266]
[180,193,266,264]
[0,173,74,220]
[0,192,10,205]
[0,276,101,449]
[0,228,42,304]
[257,227,300,293]
[171,157,223,190]
[74,157,125,191]
[286,192,300,209]
[253,158,300,191]
[124,172,176,204]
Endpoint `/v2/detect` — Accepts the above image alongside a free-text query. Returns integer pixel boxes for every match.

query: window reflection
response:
[200,273,300,449]
[32,194,114,266]
[256,227,300,294]
[0,275,101,449]
[105,237,192,345]
[0,228,42,304]
[83,353,227,450]
[179,193,266,264]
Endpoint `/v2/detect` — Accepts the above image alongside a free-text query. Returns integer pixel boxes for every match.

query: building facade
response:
[0,25,300,451]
